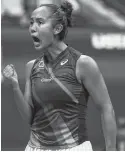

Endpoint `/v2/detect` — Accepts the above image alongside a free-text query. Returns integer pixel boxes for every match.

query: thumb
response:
[10,64,15,70]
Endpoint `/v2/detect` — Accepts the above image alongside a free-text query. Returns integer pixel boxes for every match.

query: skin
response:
[29,6,67,63]
[2,6,68,124]
[3,6,116,150]
[76,55,117,150]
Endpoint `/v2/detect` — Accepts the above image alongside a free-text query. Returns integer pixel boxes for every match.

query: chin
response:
[34,44,43,50]
[34,46,42,50]
[34,43,51,51]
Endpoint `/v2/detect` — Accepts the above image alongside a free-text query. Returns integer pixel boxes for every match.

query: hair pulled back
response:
[39,1,73,40]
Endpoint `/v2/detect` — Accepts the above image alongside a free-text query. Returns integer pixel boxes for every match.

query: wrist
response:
[12,82,19,90]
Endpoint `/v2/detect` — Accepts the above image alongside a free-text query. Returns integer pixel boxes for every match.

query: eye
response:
[30,20,34,25]
[38,21,42,24]
[38,21,44,25]
[37,19,45,25]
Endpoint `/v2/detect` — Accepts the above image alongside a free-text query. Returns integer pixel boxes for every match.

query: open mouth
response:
[32,36,40,43]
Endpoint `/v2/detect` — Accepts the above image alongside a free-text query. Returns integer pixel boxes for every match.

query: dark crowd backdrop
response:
[1,0,125,151]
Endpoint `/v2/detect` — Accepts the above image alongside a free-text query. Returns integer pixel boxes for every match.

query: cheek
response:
[39,27,54,41]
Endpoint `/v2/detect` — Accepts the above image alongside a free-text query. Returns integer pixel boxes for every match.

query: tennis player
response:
[3,1,117,151]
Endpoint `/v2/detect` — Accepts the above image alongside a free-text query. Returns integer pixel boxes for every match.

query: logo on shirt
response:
[60,59,68,66]
[38,58,44,69]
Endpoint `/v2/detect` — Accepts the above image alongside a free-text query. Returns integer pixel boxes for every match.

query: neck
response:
[43,41,68,65]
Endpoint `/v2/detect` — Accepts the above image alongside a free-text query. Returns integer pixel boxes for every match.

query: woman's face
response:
[29,6,55,50]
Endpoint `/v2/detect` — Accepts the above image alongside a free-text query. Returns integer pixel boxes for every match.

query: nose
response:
[30,23,37,33]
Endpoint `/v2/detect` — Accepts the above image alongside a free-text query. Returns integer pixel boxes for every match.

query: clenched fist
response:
[3,64,19,87]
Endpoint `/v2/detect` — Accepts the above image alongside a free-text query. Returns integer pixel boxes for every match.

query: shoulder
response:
[26,59,36,69]
[68,46,82,57]
[76,55,100,81]
[68,47,82,65]
[25,59,36,78]
[78,55,98,69]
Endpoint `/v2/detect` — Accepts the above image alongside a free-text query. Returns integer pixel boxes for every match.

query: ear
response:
[53,24,63,35]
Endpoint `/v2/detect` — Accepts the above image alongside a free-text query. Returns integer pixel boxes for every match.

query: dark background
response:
[1,0,125,150]
[1,24,125,151]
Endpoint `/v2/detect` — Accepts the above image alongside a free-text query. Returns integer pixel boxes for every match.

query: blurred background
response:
[1,0,125,151]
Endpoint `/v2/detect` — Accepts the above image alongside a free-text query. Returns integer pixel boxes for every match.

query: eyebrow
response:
[30,17,45,21]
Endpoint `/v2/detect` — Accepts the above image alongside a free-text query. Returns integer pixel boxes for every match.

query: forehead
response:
[31,6,52,19]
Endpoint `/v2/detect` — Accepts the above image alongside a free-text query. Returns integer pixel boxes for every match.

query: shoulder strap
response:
[45,66,79,104]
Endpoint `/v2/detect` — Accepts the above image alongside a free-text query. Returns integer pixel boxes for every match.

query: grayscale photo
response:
[1,0,125,151]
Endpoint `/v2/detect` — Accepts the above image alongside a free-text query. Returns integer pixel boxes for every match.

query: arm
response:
[3,60,35,125]
[13,61,35,125]
[77,55,117,150]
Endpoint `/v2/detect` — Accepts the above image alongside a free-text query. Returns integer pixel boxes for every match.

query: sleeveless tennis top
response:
[28,46,89,150]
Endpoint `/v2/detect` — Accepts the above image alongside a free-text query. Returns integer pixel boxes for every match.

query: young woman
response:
[3,1,117,151]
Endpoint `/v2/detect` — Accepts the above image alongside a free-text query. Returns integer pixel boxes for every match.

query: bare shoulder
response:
[26,59,36,68]
[25,59,36,78]
[78,55,99,72]
[78,55,98,67]
[76,55,100,82]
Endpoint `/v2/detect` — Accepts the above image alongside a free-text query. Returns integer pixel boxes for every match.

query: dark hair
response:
[39,1,73,40]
